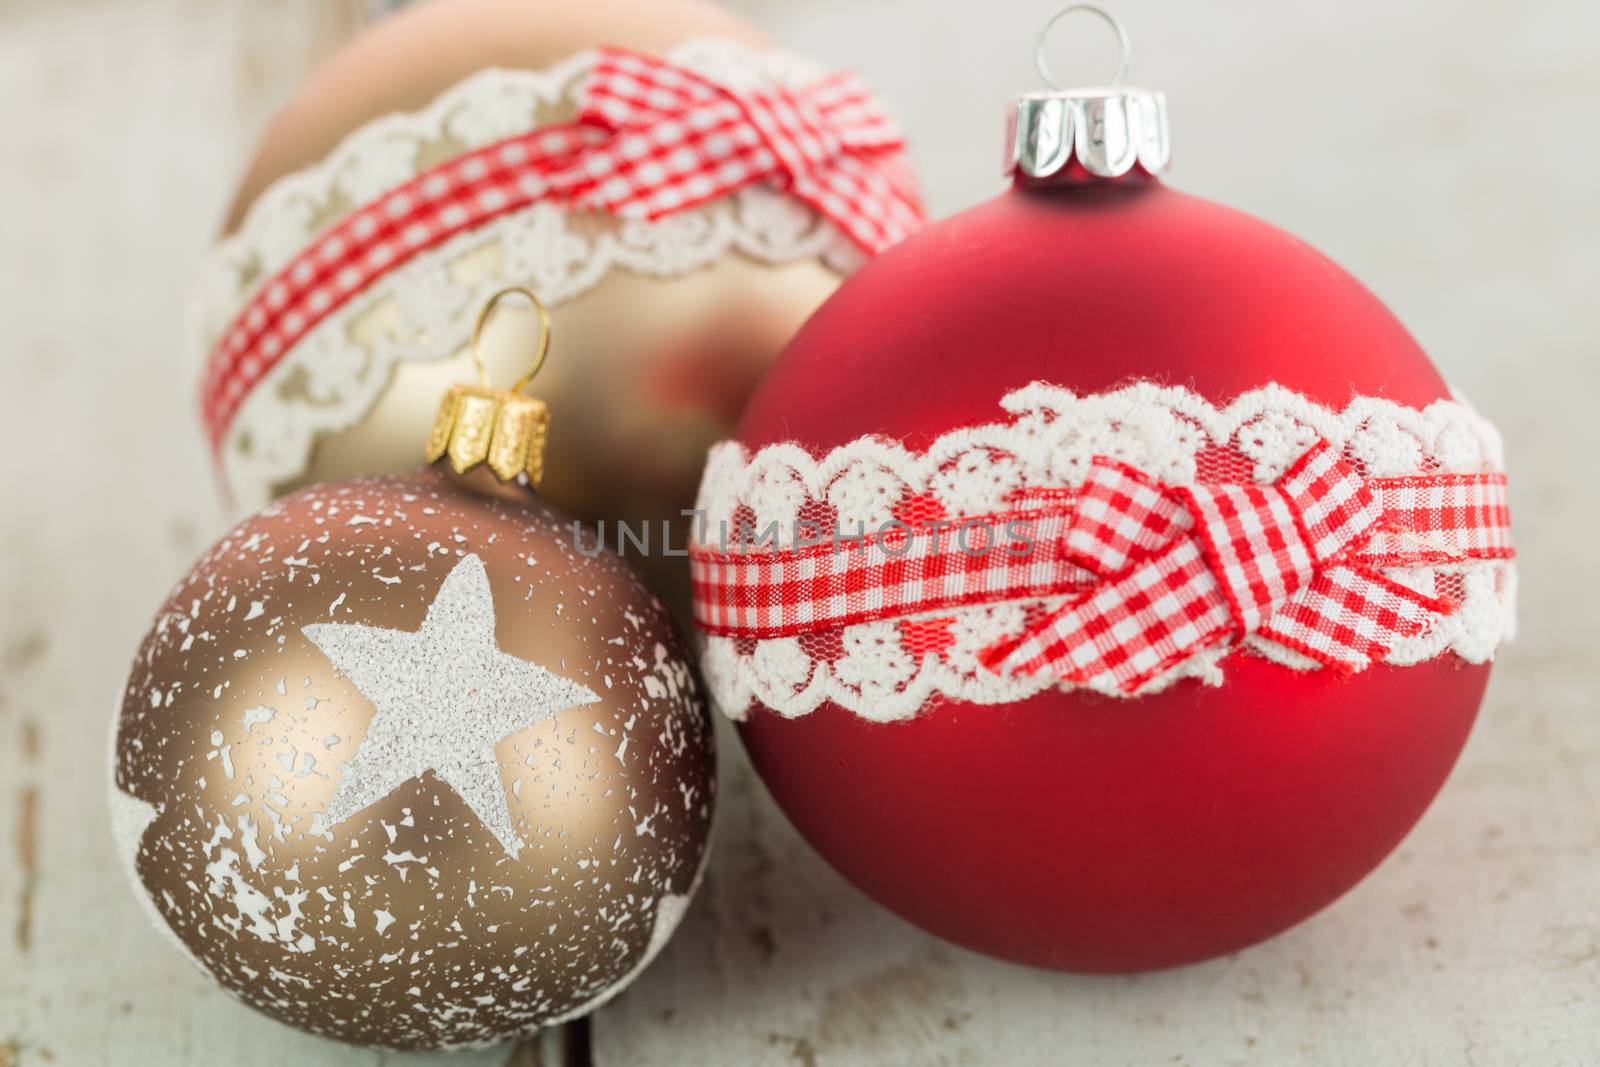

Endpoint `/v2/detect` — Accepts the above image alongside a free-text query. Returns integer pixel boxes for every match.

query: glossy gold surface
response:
[223,0,841,619]
[289,258,841,618]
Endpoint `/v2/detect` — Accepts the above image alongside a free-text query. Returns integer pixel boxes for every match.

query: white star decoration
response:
[303,553,599,856]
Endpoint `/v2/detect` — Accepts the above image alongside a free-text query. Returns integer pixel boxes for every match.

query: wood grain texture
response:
[1,0,1596,1065]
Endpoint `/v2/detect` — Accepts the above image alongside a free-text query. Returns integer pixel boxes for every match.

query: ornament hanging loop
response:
[471,286,551,394]
[1034,4,1131,90]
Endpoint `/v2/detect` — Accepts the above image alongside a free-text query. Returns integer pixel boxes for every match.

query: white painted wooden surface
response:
[2,2,1596,1065]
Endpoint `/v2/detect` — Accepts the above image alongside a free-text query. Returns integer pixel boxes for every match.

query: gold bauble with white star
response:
[109,465,714,1049]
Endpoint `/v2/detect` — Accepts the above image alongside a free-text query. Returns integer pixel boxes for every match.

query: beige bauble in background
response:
[224,0,773,225]
[197,0,904,617]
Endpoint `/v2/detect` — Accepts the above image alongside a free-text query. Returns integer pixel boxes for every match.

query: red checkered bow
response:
[201,49,923,451]
[689,442,1510,665]
[980,440,1454,691]
[569,50,922,252]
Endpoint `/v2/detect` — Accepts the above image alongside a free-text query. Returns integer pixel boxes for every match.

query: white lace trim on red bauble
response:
[689,382,1515,722]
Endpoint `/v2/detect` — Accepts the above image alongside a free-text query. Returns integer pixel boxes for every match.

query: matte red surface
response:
[733,179,1490,972]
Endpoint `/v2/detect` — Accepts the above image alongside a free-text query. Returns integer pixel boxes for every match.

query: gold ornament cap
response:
[425,288,553,486]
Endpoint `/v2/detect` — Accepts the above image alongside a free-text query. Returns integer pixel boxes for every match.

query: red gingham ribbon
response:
[981,440,1453,690]
[201,49,923,450]
[693,504,1098,637]
[569,50,921,248]
[689,441,1513,689]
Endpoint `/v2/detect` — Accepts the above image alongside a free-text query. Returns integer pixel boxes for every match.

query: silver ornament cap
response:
[1004,5,1170,180]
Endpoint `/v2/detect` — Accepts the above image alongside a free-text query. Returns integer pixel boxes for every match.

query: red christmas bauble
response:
[719,124,1499,967]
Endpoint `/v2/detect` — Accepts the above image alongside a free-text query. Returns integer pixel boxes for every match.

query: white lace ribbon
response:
[692,382,1517,722]
[194,39,886,511]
